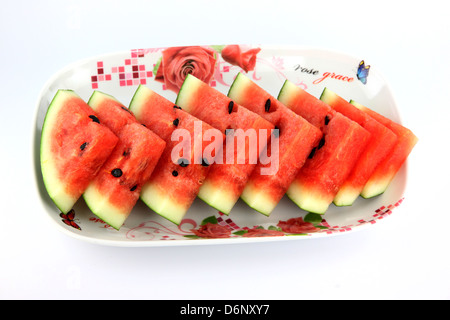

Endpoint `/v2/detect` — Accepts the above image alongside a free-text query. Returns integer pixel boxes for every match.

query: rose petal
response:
[158,46,217,92]
[221,45,260,72]
[240,48,261,72]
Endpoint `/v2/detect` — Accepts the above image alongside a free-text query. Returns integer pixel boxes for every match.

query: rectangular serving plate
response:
[32,45,408,247]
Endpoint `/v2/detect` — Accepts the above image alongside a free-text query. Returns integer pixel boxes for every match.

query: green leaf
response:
[304,212,323,225]
[233,230,248,236]
[184,235,201,239]
[210,45,226,53]
[201,215,218,225]
[268,225,282,231]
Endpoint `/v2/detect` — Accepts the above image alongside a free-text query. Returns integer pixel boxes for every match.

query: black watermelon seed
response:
[173,118,180,126]
[177,158,189,167]
[264,99,271,112]
[172,170,179,177]
[308,147,317,159]
[111,168,123,178]
[142,124,147,127]
[121,106,131,113]
[80,142,88,151]
[324,115,331,125]
[318,136,326,150]
[122,148,131,157]
[228,101,234,114]
[130,185,138,192]
[201,158,210,167]
[89,115,100,123]
[173,105,182,110]
[225,126,233,136]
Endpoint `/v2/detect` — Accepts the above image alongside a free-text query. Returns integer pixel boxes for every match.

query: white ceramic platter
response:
[32,45,409,246]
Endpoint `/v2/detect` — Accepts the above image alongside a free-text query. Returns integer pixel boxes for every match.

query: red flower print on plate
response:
[155,46,217,92]
[241,227,285,237]
[277,217,319,234]
[191,222,232,239]
[221,45,261,72]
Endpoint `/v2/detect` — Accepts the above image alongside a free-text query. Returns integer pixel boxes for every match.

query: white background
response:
[1,0,449,300]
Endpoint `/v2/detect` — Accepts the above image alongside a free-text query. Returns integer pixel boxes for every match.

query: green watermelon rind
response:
[87,90,121,107]
[83,183,128,230]
[240,184,278,216]
[228,73,303,216]
[40,90,84,214]
[174,74,196,112]
[139,182,187,225]
[196,181,239,215]
[349,99,389,198]
[128,85,147,120]
[286,183,331,215]
[318,87,333,105]
[319,88,362,206]
[83,91,133,230]
[175,74,244,215]
[128,85,190,226]
[277,79,296,107]
[277,82,330,214]
[319,87,360,207]
[318,87,360,207]
[226,73,275,216]
[349,99,418,199]
[278,82,339,214]
[227,72,247,103]
[320,88,402,205]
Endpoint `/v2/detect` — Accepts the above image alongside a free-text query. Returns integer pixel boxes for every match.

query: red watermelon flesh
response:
[278,80,371,213]
[83,91,166,230]
[129,85,224,225]
[320,88,398,206]
[175,74,274,214]
[40,90,118,214]
[228,73,322,216]
[278,82,335,129]
[87,91,137,135]
[350,100,418,198]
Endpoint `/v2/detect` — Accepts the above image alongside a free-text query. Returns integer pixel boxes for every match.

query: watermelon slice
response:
[350,100,418,198]
[87,90,138,134]
[228,73,322,216]
[40,90,118,214]
[83,91,166,230]
[129,85,224,225]
[175,74,274,214]
[320,88,399,206]
[278,80,371,214]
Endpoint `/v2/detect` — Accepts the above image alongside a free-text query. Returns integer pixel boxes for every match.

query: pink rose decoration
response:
[242,227,285,237]
[155,46,217,92]
[191,222,231,239]
[221,45,261,72]
[277,217,319,234]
